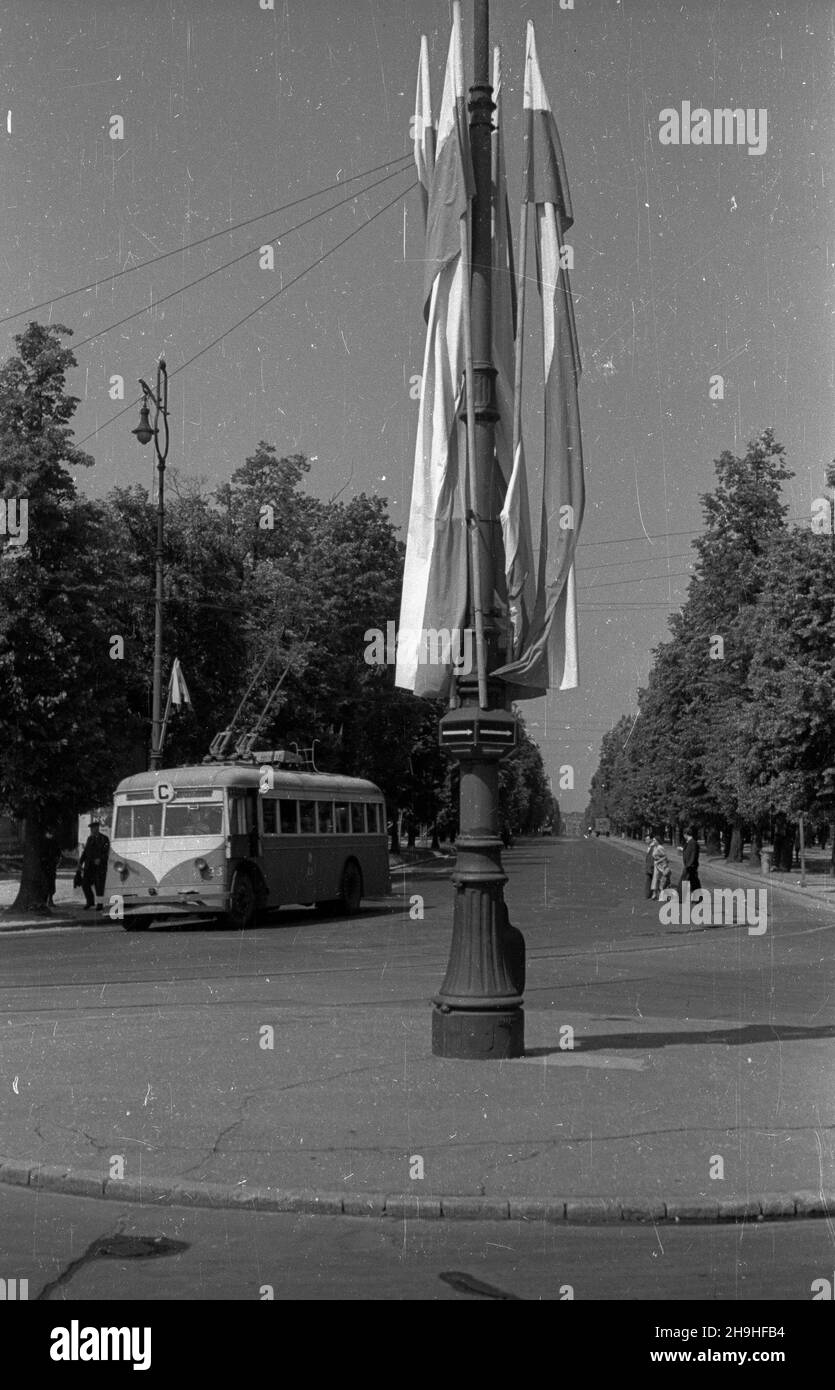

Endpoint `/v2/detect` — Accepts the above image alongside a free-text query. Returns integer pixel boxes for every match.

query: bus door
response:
[227,790,259,862]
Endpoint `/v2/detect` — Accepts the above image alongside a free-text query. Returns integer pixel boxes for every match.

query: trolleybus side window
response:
[334,802,349,834]
[350,803,364,834]
[317,801,334,834]
[299,800,316,834]
[367,804,380,833]
[279,800,298,834]
[262,799,277,835]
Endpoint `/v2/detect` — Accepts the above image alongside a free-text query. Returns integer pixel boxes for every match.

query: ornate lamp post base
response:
[432,1006,524,1059]
[433,701,525,1059]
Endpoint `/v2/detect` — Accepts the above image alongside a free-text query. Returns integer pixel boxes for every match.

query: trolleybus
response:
[104,754,390,930]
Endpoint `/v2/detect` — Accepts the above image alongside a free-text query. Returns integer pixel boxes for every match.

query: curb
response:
[0,912,103,932]
[2,1160,832,1224]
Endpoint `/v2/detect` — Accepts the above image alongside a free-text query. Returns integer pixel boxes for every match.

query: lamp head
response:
[132,400,153,447]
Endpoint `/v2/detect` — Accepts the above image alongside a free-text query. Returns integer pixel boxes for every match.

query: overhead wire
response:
[76,177,417,448]
[578,568,694,591]
[69,162,415,356]
[0,152,413,327]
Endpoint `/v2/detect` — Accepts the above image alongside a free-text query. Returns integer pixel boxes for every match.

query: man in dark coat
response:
[79,820,110,910]
[679,827,701,897]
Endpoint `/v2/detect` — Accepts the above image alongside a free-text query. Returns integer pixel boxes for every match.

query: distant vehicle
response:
[594,817,611,837]
[105,755,390,931]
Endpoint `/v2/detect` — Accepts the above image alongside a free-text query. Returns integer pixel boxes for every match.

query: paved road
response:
[1,838,832,1276]
[1,1185,830,1301]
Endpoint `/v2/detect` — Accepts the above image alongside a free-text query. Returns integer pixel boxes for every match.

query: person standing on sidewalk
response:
[651,839,672,899]
[644,834,656,898]
[679,827,701,897]
[40,829,62,909]
[79,820,110,910]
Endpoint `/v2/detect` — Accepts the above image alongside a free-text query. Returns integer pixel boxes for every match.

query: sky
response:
[0,0,832,809]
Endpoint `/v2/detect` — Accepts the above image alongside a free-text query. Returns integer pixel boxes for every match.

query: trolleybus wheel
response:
[339,859,363,915]
[229,870,257,930]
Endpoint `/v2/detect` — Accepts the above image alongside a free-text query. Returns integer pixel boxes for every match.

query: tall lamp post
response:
[132,358,169,771]
[433,0,524,1060]
[826,460,835,552]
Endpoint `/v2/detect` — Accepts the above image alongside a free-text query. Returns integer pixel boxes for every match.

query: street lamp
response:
[433,0,524,1060]
[132,358,169,771]
[826,460,835,551]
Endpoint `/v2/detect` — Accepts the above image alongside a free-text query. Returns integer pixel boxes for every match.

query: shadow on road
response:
[146,899,411,932]
[525,1021,835,1056]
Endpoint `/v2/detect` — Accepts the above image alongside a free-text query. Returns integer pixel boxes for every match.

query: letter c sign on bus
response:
[153,781,175,803]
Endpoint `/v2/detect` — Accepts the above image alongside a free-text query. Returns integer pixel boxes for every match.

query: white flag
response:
[494,21,584,695]
[414,35,436,224]
[168,657,191,709]
[396,3,473,700]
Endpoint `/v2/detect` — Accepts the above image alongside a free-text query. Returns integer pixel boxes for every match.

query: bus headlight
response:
[113,861,128,880]
[194,858,211,877]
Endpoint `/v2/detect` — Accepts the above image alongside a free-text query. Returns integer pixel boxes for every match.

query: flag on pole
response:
[495,20,584,695]
[414,35,436,224]
[168,657,191,711]
[493,46,535,658]
[395,2,473,700]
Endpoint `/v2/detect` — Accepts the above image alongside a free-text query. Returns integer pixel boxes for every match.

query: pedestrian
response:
[644,834,656,898]
[772,812,787,872]
[40,828,62,908]
[679,826,701,897]
[78,819,110,911]
[651,838,672,899]
[786,822,798,872]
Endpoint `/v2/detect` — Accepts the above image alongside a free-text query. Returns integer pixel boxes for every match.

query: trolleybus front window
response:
[115,804,163,838]
[165,803,223,836]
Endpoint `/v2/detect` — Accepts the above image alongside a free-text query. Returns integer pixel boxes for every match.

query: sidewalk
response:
[603,835,835,912]
[0,873,96,932]
[2,997,831,1223]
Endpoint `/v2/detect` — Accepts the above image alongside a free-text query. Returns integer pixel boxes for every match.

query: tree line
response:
[0,324,556,907]
[585,429,835,862]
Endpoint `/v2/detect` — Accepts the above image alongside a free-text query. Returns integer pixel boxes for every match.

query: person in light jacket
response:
[651,839,672,899]
[644,834,656,898]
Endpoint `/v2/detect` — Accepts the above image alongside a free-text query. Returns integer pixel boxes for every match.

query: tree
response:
[739,528,835,839]
[586,430,794,852]
[499,714,553,835]
[105,479,252,767]
[0,324,146,909]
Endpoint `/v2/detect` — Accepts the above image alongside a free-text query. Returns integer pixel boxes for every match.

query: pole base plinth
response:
[431,1005,524,1059]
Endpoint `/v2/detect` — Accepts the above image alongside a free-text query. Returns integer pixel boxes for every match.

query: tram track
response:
[0,920,825,998]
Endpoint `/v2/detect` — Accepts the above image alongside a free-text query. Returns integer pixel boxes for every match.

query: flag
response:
[492,46,535,659]
[494,20,584,695]
[168,657,191,711]
[414,35,436,224]
[395,2,473,700]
